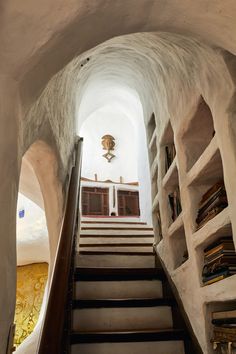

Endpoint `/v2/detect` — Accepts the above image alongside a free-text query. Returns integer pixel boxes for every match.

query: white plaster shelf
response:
[171,258,190,278]
[162,157,178,190]
[152,192,160,212]
[192,207,231,250]
[150,156,158,178]
[148,130,157,149]
[187,136,222,186]
[201,273,236,302]
[151,160,158,181]
[168,213,183,237]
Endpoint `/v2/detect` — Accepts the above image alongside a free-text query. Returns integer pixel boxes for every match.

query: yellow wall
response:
[14,263,48,347]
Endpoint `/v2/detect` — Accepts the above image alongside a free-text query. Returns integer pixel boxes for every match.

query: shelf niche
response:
[161,121,176,176]
[182,97,215,172]
[197,226,234,287]
[206,301,236,353]
[169,224,188,269]
[189,147,228,232]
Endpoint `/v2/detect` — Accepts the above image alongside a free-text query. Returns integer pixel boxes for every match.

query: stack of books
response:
[168,187,182,222]
[202,236,236,286]
[211,309,236,347]
[165,144,176,173]
[196,180,228,230]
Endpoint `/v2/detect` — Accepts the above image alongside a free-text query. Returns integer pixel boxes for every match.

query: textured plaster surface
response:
[31,32,234,354]
[0,2,236,353]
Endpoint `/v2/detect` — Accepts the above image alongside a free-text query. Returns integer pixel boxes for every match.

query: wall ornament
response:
[101,135,116,163]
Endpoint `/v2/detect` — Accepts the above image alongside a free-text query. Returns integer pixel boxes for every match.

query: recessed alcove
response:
[195,221,233,287]
[205,300,236,352]
[169,224,188,269]
[181,97,215,172]
[188,147,227,232]
[160,121,176,176]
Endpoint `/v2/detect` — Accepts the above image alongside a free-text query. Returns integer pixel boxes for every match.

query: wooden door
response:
[82,187,109,216]
[118,190,140,216]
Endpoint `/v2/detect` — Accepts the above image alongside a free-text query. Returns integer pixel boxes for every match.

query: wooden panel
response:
[82,187,109,216]
[118,190,140,217]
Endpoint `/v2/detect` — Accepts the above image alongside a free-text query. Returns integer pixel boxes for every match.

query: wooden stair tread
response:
[73,298,175,309]
[70,328,187,344]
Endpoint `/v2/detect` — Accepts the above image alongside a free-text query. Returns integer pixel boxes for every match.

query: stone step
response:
[81,217,143,223]
[80,229,154,236]
[81,224,153,230]
[76,254,157,268]
[72,305,173,332]
[81,221,148,225]
[74,279,163,300]
[78,246,154,254]
[79,236,153,244]
[71,341,185,354]
[71,339,185,354]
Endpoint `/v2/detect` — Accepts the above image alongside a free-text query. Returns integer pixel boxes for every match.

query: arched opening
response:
[77,81,152,224]
[13,141,64,353]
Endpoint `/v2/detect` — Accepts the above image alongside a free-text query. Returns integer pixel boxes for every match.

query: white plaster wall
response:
[80,108,138,183]
[0,20,236,354]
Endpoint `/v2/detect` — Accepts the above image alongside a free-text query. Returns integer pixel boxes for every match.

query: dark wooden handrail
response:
[37,137,83,354]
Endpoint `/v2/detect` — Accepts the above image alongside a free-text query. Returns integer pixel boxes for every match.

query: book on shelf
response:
[202,269,236,285]
[202,236,236,286]
[164,144,176,173]
[204,240,235,257]
[213,310,236,320]
[168,187,182,222]
[211,309,236,346]
[212,326,236,342]
[196,180,228,230]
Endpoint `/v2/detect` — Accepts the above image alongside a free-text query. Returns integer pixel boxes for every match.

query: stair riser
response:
[73,306,173,332]
[75,280,163,300]
[71,341,185,354]
[76,255,156,268]
[79,237,153,244]
[78,246,154,253]
[80,230,153,236]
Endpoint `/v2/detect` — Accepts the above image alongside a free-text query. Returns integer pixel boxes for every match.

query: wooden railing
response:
[37,137,83,354]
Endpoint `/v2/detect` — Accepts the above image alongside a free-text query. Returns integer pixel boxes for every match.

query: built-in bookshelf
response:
[148,94,236,353]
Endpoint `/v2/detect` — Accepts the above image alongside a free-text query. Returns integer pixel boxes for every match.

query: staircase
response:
[70,219,189,354]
